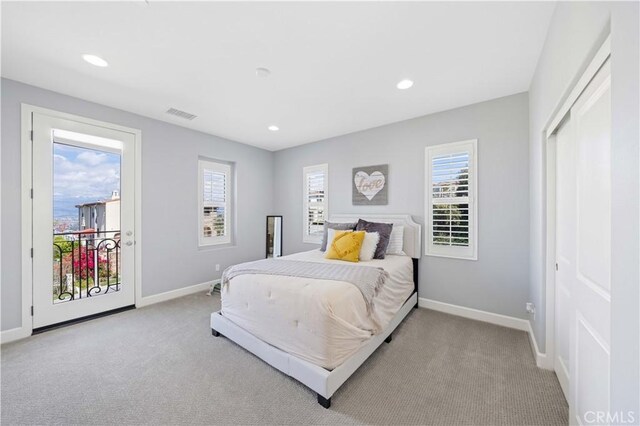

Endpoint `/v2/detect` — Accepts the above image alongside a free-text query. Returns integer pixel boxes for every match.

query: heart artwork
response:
[354,171,386,201]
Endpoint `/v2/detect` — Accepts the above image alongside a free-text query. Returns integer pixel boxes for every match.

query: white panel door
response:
[554,58,611,424]
[569,58,612,425]
[555,115,574,401]
[32,112,136,328]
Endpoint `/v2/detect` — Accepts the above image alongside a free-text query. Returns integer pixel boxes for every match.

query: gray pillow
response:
[320,221,357,251]
[355,219,393,259]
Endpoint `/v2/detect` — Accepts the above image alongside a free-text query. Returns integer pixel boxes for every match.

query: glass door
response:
[31,112,136,328]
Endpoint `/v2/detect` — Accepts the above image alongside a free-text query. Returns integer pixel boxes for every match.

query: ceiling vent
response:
[166,107,197,121]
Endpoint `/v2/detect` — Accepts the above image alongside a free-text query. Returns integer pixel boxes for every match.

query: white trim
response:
[418,297,552,369]
[545,35,611,138]
[211,292,417,401]
[20,104,142,334]
[134,121,143,313]
[137,279,220,308]
[544,132,558,370]
[424,139,478,260]
[2,280,219,343]
[528,321,553,370]
[0,91,2,344]
[302,163,328,244]
[418,297,528,331]
[0,326,32,345]
[540,34,611,380]
[19,104,34,342]
[23,104,143,135]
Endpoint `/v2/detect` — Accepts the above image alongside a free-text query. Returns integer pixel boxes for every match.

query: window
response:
[303,164,328,243]
[198,159,232,246]
[425,139,477,260]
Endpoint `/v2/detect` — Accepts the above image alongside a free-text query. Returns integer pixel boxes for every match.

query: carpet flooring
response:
[1,293,567,425]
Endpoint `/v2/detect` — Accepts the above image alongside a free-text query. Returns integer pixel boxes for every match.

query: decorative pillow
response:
[386,226,404,255]
[325,228,345,248]
[359,232,380,261]
[326,228,377,259]
[325,230,366,262]
[355,219,393,259]
[320,221,357,251]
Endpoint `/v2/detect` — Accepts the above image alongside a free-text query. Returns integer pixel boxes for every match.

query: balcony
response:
[52,230,121,303]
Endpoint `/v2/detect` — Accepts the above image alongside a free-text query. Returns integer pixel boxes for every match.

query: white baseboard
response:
[418,297,553,369]
[418,297,529,331]
[527,322,553,370]
[1,325,31,345]
[136,279,220,308]
[2,280,219,344]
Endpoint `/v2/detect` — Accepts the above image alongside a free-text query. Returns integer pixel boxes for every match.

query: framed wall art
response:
[352,164,388,205]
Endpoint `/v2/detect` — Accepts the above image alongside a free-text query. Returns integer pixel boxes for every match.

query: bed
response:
[210,214,421,408]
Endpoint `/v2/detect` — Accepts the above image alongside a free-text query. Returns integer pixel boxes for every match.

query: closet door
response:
[569,58,612,424]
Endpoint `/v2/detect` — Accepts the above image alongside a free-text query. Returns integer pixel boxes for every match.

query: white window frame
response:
[302,163,329,244]
[425,139,478,260]
[198,158,232,247]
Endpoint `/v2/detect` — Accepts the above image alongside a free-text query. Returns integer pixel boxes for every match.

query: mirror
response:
[266,216,283,258]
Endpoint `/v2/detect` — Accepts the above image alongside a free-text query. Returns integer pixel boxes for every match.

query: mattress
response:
[220,250,414,370]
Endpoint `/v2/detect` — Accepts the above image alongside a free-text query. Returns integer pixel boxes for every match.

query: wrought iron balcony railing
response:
[52,230,121,304]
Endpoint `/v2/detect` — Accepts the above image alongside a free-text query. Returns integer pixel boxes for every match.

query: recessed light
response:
[82,54,108,67]
[396,79,414,90]
[256,67,271,78]
[268,125,279,132]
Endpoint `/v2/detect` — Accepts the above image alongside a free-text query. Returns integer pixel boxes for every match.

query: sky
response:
[53,143,120,219]
[432,153,469,184]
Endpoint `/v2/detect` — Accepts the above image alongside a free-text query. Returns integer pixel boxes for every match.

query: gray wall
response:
[274,93,530,319]
[1,78,275,331]
[528,1,639,414]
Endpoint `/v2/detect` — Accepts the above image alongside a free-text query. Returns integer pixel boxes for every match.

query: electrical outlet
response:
[526,302,536,319]
[215,264,220,272]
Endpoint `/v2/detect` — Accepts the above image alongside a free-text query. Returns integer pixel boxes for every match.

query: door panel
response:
[32,112,136,328]
[555,115,575,400]
[576,78,611,294]
[555,58,611,424]
[575,314,610,420]
[570,58,612,424]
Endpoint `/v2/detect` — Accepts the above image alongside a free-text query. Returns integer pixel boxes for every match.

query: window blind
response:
[199,159,231,246]
[202,169,227,238]
[425,140,477,260]
[303,164,328,243]
[432,152,470,247]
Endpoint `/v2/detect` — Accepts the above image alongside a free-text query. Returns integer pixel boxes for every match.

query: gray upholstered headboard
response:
[328,214,422,259]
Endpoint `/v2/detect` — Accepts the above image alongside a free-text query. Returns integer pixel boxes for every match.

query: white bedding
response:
[220,250,414,370]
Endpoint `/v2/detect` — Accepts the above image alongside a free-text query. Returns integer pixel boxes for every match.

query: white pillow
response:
[386,226,404,255]
[326,229,379,261]
[359,232,380,261]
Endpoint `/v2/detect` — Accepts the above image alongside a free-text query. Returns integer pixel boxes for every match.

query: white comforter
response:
[220,250,414,370]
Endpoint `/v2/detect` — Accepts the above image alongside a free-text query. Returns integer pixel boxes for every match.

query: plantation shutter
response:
[303,164,328,243]
[199,160,231,246]
[432,152,470,246]
[203,169,227,237]
[425,140,477,259]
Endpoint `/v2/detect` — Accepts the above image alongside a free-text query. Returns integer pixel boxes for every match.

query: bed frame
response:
[210,214,421,408]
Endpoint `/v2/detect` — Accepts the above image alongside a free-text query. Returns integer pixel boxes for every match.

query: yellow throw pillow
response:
[325,230,366,262]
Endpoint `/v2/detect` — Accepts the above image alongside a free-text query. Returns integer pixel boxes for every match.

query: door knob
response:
[125,241,133,246]
[126,231,133,236]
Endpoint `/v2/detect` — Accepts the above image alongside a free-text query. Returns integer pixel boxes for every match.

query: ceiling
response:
[1,2,555,151]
